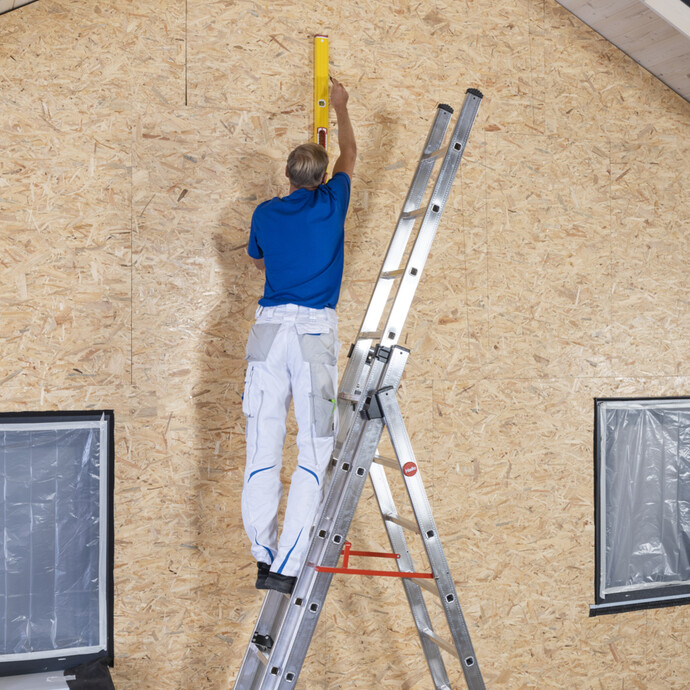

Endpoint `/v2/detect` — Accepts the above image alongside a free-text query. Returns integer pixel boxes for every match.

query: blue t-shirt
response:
[248,172,350,309]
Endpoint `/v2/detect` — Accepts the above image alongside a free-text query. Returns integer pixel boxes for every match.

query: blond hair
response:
[287,143,329,189]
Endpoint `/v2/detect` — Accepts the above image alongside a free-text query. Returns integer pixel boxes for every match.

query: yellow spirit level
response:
[314,35,329,150]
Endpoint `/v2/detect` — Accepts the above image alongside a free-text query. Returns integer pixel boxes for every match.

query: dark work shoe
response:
[265,571,297,594]
[256,561,271,589]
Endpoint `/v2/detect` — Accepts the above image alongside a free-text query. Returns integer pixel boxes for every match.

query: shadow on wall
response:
[182,143,276,687]
[185,110,405,684]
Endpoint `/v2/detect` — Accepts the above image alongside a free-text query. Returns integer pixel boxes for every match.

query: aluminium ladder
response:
[235,88,484,690]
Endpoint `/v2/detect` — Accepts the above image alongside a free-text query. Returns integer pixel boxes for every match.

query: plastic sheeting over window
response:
[0,412,114,677]
[592,398,690,615]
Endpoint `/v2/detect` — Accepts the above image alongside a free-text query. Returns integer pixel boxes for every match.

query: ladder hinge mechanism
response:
[362,385,395,420]
[374,345,391,362]
[362,393,383,420]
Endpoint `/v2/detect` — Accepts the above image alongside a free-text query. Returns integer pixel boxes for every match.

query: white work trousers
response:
[241,304,339,578]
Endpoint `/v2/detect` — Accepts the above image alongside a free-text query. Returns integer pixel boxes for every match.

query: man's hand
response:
[331,77,349,111]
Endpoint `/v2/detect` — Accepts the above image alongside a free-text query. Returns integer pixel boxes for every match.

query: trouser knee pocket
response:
[242,364,262,418]
[297,327,338,439]
[243,323,280,418]
[309,364,337,437]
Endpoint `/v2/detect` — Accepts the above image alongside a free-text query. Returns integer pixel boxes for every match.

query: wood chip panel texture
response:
[0,0,689,688]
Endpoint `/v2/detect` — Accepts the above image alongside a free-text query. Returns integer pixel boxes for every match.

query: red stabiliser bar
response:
[315,541,434,579]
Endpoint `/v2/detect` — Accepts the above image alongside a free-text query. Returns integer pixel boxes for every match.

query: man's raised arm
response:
[331,78,356,180]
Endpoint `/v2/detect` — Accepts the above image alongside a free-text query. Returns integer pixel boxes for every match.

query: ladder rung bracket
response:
[373,453,398,469]
[380,268,405,280]
[338,392,361,403]
[384,513,420,534]
[401,206,428,220]
[358,331,382,340]
[422,628,460,659]
[251,644,269,666]
[415,577,441,597]
[421,143,449,161]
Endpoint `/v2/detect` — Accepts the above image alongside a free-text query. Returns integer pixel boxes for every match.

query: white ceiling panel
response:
[556,0,690,101]
[0,0,38,16]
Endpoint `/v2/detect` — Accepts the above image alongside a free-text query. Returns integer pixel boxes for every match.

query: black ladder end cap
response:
[466,87,484,99]
[437,103,454,114]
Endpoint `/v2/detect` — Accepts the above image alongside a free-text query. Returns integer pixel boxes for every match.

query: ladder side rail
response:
[376,387,486,690]
[260,347,410,689]
[337,105,453,402]
[380,90,483,351]
[234,590,290,688]
[354,104,452,337]
[369,462,452,689]
[333,105,454,461]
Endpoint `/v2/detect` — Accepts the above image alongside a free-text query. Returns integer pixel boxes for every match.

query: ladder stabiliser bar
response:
[314,541,435,579]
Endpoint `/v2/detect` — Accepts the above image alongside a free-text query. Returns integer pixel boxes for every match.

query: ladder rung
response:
[384,513,420,534]
[401,206,427,220]
[373,454,398,470]
[380,268,405,280]
[414,577,440,597]
[422,144,449,160]
[338,392,361,403]
[358,331,382,340]
[421,628,459,659]
[251,644,269,666]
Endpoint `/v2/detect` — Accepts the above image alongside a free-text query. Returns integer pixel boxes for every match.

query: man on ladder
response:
[242,78,357,595]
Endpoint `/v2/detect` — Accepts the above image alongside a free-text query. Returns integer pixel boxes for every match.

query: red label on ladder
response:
[403,462,417,477]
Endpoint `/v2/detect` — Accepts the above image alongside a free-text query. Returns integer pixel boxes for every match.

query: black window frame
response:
[591,397,690,616]
[0,410,114,676]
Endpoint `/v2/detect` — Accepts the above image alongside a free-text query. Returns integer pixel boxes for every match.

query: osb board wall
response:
[1,0,689,687]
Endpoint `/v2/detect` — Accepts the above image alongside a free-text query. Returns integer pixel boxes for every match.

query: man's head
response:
[286,143,329,190]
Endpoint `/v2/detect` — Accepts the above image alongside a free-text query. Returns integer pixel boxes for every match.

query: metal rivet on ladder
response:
[341,462,350,471]
[454,142,462,151]
[446,594,455,603]
[286,672,296,682]
[388,331,395,339]
[271,667,280,676]
[432,204,440,212]
[410,268,418,276]
[356,467,365,476]
[309,602,319,613]
[426,530,435,539]
[465,657,475,667]
[318,529,327,539]
[294,598,303,606]
[333,534,342,544]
